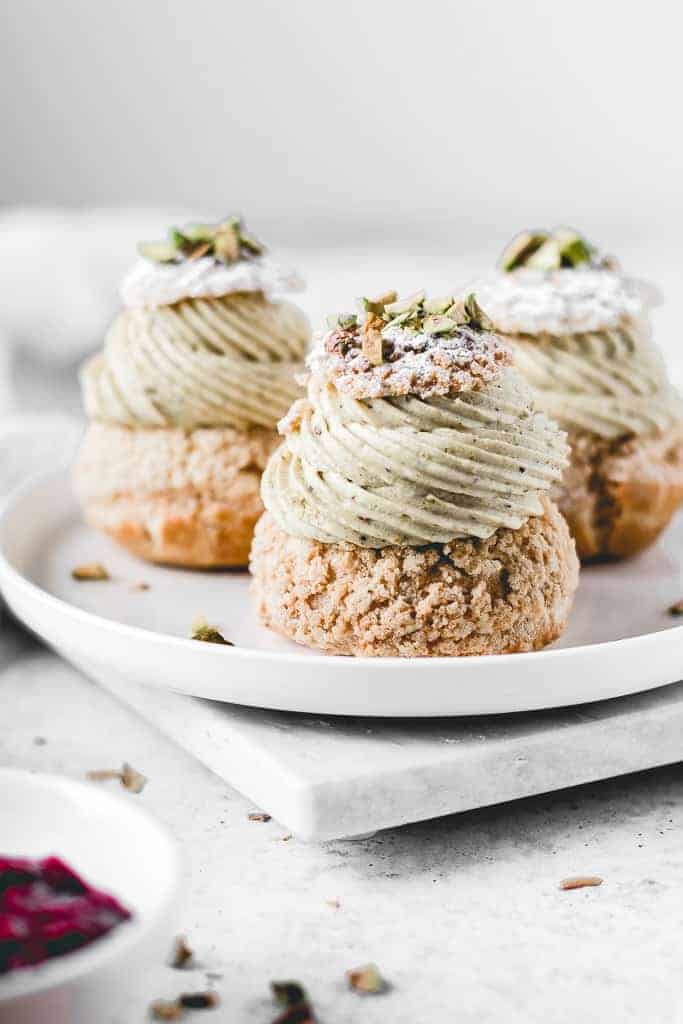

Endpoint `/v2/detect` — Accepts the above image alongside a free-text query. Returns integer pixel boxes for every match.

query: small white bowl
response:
[0,769,181,1024]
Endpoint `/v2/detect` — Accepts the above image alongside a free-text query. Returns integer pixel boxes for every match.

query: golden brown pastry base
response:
[555,427,683,562]
[250,499,579,657]
[74,423,280,568]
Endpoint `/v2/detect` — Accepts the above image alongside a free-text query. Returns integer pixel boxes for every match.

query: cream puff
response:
[471,228,683,561]
[74,217,309,567]
[250,290,579,657]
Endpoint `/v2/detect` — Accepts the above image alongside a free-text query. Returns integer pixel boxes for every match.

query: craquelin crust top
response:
[307,290,512,401]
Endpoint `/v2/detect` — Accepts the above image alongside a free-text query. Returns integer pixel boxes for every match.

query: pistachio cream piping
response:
[261,291,568,547]
[81,292,310,431]
[510,320,683,441]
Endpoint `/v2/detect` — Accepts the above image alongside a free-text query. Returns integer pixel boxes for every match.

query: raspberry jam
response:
[0,855,132,974]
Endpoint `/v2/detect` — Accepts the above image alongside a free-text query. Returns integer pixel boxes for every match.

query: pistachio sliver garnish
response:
[500,230,549,271]
[463,293,495,331]
[138,241,179,263]
[525,237,562,271]
[423,314,458,335]
[213,224,240,263]
[327,312,358,331]
[558,232,592,267]
[423,294,455,315]
[384,289,425,317]
[191,617,233,645]
[360,291,398,316]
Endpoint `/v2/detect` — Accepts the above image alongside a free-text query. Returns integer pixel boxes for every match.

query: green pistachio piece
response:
[423,314,457,335]
[384,289,425,317]
[239,231,264,256]
[183,223,215,243]
[555,229,592,267]
[525,237,562,271]
[213,225,240,263]
[138,241,180,263]
[383,309,415,330]
[423,295,454,315]
[463,293,495,330]
[500,231,550,272]
[360,291,398,316]
[170,228,192,251]
[327,312,358,330]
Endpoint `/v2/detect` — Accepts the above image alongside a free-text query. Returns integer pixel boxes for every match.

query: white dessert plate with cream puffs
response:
[1,469,682,717]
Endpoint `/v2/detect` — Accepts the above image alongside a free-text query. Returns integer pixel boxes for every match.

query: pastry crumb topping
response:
[311,290,510,400]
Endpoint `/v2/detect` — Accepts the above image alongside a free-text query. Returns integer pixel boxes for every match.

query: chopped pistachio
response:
[71,562,109,581]
[248,812,272,822]
[361,291,397,316]
[170,228,191,251]
[423,314,458,335]
[558,233,592,267]
[183,223,215,243]
[423,294,455,315]
[186,241,213,262]
[525,237,562,270]
[362,327,384,365]
[383,309,417,330]
[330,312,359,331]
[346,963,388,994]
[191,619,233,645]
[138,241,179,263]
[384,289,425,317]
[463,293,495,331]
[500,231,549,272]
[137,216,263,266]
[212,224,240,263]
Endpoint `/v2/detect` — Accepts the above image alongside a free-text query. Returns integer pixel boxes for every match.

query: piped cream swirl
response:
[82,292,309,431]
[262,368,568,546]
[510,319,683,440]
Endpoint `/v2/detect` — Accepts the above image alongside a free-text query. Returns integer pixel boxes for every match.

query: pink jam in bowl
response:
[0,855,132,974]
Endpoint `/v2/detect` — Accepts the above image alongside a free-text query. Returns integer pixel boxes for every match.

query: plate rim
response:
[1,467,682,674]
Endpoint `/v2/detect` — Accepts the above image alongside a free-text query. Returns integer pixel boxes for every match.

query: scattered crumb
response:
[346,963,389,994]
[280,834,292,843]
[326,899,340,909]
[150,992,220,1019]
[191,617,233,646]
[270,980,315,1021]
[559,875,603,891]
[87,762,147,794]
[248,812,272,823]
[667,599,683,616]
[170,936,194,969]
[132,582,150,591]
[150,1000,183,1021]
[33,736,47,746]
[71,562,109,581]
[179,992,220,1009]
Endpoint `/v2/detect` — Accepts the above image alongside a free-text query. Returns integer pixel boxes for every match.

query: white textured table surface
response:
[3,618,683,1023]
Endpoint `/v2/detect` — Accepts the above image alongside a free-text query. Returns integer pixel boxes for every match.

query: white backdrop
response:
[1,0,681,245]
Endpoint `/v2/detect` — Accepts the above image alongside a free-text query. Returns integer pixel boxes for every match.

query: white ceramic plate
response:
[0,768,180,1024]
[1,471,682,717]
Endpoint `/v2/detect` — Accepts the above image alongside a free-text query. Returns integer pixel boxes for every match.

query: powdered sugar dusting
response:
[308,323,511,400]
[470,268,652,335]
[121,255,304,309]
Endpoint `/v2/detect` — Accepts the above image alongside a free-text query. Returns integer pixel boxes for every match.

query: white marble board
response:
[101,675,683,841]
